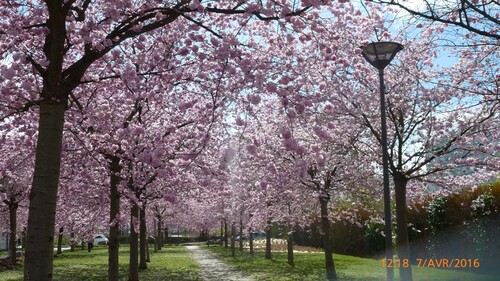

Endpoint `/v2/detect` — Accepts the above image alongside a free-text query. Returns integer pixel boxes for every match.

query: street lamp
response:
[361,42,403,281]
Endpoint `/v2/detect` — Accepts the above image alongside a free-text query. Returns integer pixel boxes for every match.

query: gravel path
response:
[186,245,254,281]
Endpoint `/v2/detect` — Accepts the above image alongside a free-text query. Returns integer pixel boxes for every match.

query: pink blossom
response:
[133,126,145,135]
[266,83,277,92]
[266,163,277,174]
[287,108,297,118]
[294,145,306,155]
[179,101,194,111]
[281,129,292,139]
[260,181,268,190]
[296,159,308,178]
[313,126,331,141]
[249,94,261,105]
[317,155,326,168]
[295,103,305,114]
[246,144,258,156]
[163,193,177,204]
[283,138,297,151]
[103,39,113,47]
[235,117,245,126]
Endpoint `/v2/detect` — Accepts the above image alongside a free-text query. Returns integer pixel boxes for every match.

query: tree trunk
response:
[153,219,157,252]
[139,205,147,270]
[287,205,294,267]
[231,223,236,257]
[70,232,75,252]
[287,223,294,267]
[21,229,26,250]
[265,218,272,260]
[249,231,254,257]
[9,202,18,265]
[56,227,63,255]
[108,156,121,281]
[129,203,139,281]
[156,215,162,251]
[24,102,66,281]
[394,176,413,281]
[220,220,224,246]
[146,237,150,262]
[320,195,337,281]
[224,221,228,248]
[163,227,168,246]
[239,218,243,251]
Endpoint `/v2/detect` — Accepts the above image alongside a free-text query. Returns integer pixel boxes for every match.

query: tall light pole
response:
[361,42,403,281]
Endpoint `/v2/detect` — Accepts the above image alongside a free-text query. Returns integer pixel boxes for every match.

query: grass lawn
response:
[206,245,497,281]
[0,245,201,281]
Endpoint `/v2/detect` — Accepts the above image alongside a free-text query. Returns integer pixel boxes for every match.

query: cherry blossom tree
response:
[0,2,496,281]
[0,155,31,265]
[0,1,327,279]
[242,3,499,279]
[289,15,499,279]
[374,0,500,43]
[353,31,498,281]
[0,127,35,265]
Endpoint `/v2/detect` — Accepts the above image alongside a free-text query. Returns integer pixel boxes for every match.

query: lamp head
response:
[361,42,403,70]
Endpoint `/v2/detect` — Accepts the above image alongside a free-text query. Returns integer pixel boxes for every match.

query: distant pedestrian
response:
[87,237,93,252]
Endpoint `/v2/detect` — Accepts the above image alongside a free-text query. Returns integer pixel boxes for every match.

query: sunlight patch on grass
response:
[206,245,497,281]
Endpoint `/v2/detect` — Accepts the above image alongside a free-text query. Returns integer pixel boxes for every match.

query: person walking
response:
[87,236,94,252]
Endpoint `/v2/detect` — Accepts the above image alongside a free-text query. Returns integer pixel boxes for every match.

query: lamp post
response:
[361,42,403,281]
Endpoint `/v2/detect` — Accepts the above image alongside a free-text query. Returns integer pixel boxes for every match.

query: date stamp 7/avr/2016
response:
[381,258,480,269]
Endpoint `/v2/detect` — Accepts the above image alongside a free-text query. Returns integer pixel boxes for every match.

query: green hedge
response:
[293,181,500,273]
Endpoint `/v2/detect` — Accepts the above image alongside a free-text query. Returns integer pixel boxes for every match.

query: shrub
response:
[363,219,385,257]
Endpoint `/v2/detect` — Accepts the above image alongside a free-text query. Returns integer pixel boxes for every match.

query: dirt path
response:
[186,245,254,281]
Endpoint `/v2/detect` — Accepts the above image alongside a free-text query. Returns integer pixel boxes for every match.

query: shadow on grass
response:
[0,246,201,281]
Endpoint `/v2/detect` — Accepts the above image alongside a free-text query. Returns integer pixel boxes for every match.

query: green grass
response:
[206,245,498,281]
[0,245,201,281]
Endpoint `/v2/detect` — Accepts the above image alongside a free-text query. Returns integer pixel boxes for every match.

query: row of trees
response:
[0,1,498,281]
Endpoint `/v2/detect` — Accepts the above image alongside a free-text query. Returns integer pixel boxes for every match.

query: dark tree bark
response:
[153,219,157,252]
[24,102,66,281]
[156,215,162,250]
[224,221,228,248]
[220,220,224,246]
[21,229,26,250]
[231,224,236,257]
[320,193,337,281]
[128,203,139,281]
[146,237,150,262]
[394,174,412,281]
[108,156,121,281]
[265,218,272,260]
[287,205,294,267]
[139,204,147,270]
[8,201,18,265]
[249,231,254,257]
[239,218,243,251]
[70,232,75,252]
[56,227,63,255]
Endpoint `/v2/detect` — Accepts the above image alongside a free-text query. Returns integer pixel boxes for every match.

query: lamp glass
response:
[361,42,403,70]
